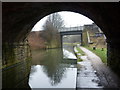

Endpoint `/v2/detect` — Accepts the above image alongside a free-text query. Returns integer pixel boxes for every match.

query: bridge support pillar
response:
[60,35,63,48]
[81,33,83,46]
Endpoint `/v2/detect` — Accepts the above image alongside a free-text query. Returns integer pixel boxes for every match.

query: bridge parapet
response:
[59,26,84,32]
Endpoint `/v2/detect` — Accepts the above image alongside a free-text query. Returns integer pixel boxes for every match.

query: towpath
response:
[76,46,120,89]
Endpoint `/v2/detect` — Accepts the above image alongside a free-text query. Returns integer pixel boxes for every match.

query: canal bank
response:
[79,46,120,88]
[74,46,103,89]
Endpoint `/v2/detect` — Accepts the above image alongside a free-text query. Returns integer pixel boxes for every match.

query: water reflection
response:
[63,49,77,59]
[29,48,77,88]
[2,44,77,88]
[42,64,66,86]
[63,44,77,60]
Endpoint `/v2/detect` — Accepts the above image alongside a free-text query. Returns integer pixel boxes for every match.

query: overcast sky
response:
[32,11,94,31]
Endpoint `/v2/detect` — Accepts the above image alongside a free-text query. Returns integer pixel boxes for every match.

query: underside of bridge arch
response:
[2,2,120,75]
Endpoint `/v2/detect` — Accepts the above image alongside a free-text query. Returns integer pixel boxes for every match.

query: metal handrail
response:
[60,26,84,32]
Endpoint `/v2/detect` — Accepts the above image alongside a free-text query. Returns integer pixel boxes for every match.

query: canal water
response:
[29,45,77,88]
[2,44,77,88]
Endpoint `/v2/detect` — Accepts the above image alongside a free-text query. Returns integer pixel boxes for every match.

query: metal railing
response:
[59,26,84,32]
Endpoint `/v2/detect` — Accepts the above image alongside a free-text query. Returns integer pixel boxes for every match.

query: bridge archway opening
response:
[3,3,120,76]
[27,11,107,64]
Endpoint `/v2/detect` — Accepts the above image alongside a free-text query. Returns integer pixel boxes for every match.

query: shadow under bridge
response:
[59,26,83,46]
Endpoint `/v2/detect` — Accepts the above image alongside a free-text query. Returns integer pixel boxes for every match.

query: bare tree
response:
[41,13,64,48]
[44,13,64,31]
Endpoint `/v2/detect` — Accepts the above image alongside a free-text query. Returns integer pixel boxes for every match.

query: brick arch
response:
[3,2,110,42]
[3,2,120,75]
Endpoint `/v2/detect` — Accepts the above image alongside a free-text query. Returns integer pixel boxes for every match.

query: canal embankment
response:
[74,46,103,89]
[75,46,120,88]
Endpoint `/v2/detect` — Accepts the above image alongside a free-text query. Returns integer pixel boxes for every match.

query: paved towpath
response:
[77,55,103,88]
[74,46,103,89]
[79,46,120,88]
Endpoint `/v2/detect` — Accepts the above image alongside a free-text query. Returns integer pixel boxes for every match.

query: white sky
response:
[32,11,94,31]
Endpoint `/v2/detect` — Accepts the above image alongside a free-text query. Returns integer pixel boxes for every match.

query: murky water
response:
[2,45,77,88]
[29,48,77,88]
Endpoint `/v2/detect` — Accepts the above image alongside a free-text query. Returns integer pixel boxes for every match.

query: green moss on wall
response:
[2,42,32,69]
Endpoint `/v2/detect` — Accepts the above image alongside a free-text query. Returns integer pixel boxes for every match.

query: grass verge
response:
[85,46,107,63]
[75,47,85,62]
[76,47,85,56]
